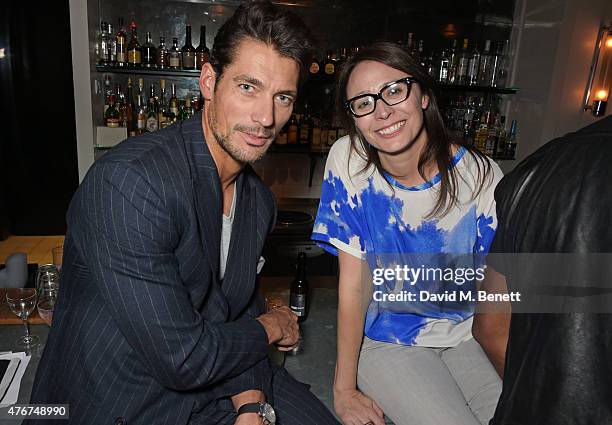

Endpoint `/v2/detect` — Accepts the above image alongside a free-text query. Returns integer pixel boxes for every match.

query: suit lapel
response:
[222,171,258,319]
[181,117,222,285]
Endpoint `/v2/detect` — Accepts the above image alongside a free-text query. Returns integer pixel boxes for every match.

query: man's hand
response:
[256,306,299,349]
[334,388,385,425]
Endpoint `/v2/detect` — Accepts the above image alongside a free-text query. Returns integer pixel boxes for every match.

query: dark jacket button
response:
[115,418,126,425]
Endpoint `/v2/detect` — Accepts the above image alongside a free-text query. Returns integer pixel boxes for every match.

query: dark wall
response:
[0,1,79,237]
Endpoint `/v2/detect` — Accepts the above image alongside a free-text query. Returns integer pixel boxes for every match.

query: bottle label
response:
[128,50,141,64]
[290,294,306,316]
[169,56,180,67]
[300,125,310,142]
[327,129,338,146]
[182,53,195,69]
[137,117,146,129]
[309,62,320,74]
[106,118,120,128]
[117,52,126,63]
[311,128,321,146]
[275,132,288,145]
[288,127,298,144]
[146,117,158,132]
[324,63,335,75]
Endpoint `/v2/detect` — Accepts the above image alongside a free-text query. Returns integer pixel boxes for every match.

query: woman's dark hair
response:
[210,0,315,84]
[335,41,492,219]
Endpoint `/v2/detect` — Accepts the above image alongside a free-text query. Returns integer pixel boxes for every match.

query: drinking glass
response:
[265,291,288,366]
[36,265,59,296]
[52,246,64,271]
[6,288,39,346]
[37,291,57,326]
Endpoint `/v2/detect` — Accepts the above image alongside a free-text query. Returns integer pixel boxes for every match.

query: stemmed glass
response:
[37,290,57,326]
[6,288,39,347]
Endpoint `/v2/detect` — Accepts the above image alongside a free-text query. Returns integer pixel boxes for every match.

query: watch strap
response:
[237,402,261,416]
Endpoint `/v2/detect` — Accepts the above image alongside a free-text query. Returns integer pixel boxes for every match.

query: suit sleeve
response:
[72,161,269,391]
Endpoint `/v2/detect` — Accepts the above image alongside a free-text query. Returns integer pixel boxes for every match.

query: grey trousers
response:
[357,336,502,425]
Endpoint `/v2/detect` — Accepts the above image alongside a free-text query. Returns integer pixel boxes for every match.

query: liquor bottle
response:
[169,83,179,121]
[323,50,336,82]
[310,114,321,147]
[504,119,518,158]
[141,32,157,68]
[182,25,196,70]
[126,78,135,136]
[488,42,503,87]
[168,38,182,69]
[146,84,159,132]
[326,115,338,146]
[467,42,480,86]
[135,78,147,134]
[275,123,288,145]
[287,114,299,145]
[457,39,470,85]
[105,95,121,127]
[103,74,113,117]
[127,18,141,67]
[116,84,128,128]
[158,79,168,128]
[337,47,348,73]
[299,105,312,145]
[426,53,437,79]
[290,252,309,322]
[97,22,111,65]
[115,18,127,67]
[494,115,507,158]
[107,23,117,65]
[406,32,416,58]
[494,40,510,88]
[447,39,460,84]
[195,25,210,69]
[156,37,168,68]
[474,110,490,151]
[416,39,425,66]
[438,46,450,83]
[484,112,497,156]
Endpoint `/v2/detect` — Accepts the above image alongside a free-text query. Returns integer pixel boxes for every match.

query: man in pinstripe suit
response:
[27,2,340,424]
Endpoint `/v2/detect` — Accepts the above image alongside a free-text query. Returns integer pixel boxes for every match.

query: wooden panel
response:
[0,236,64,265]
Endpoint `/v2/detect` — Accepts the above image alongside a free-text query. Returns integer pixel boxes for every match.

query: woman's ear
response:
[421,94,430,110]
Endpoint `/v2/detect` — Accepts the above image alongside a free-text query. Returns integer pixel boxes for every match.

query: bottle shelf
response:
[268,144,329,155]
[96,64,200,77]
[435,84,518,94]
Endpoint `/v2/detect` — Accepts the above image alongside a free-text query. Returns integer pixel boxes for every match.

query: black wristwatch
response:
[237,401,276,424]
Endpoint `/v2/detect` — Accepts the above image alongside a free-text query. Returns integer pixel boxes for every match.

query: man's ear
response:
[421,93,430,110]
[199,62,216,101]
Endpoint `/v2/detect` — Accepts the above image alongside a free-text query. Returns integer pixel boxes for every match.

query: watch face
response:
[260,403,276,423]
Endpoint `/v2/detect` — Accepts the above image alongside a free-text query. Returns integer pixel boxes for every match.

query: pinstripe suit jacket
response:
[28,114,277,424]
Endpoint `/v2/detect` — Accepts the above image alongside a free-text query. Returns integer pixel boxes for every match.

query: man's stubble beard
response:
[207,101,273,165]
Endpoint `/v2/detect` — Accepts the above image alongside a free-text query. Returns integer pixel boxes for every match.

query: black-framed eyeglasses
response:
[345,77,419,118]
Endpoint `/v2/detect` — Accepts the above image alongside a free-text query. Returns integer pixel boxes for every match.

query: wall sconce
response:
[583,22,612,117]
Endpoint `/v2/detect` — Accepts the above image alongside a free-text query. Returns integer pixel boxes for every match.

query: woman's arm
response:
[334,251,384,425]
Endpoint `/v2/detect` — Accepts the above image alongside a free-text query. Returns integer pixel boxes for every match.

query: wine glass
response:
[37,291,57,326]
[6,288,39,347]
[36,264,59,294]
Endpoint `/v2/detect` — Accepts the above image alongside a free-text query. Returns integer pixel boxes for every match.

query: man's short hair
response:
[210,0,315,84]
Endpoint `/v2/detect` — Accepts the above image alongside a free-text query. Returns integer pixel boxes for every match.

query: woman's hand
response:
[334,388,385,425]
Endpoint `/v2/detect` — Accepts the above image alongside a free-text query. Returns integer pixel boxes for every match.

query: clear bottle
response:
[97,21,111,65]
[141,32,157,68]
[107,23,117,65]
[103,74,113,118]
[115,18,127,67]
[438,47,450,83]
[182,25,196,70]
[135,78,147,135]
[126,78,135,136]
[467,42,481,86]
[477,40,492,86]
[156,37,168,68]
[494,40,510,88]
[457,38,470,85]
[195,25,210,69]
[299,104,312,145]
[447,39,460,84]
[127,18,141,67]
[168,38,182,69]
[290,252,309,322]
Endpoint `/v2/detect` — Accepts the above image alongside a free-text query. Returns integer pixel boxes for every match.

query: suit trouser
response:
[357,336,502,425]
[192,366,340,424]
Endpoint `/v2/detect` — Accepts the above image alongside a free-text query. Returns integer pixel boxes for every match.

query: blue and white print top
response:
[312,136,503,347]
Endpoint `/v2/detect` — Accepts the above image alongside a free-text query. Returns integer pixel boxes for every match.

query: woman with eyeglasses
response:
[312,42,503,425]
